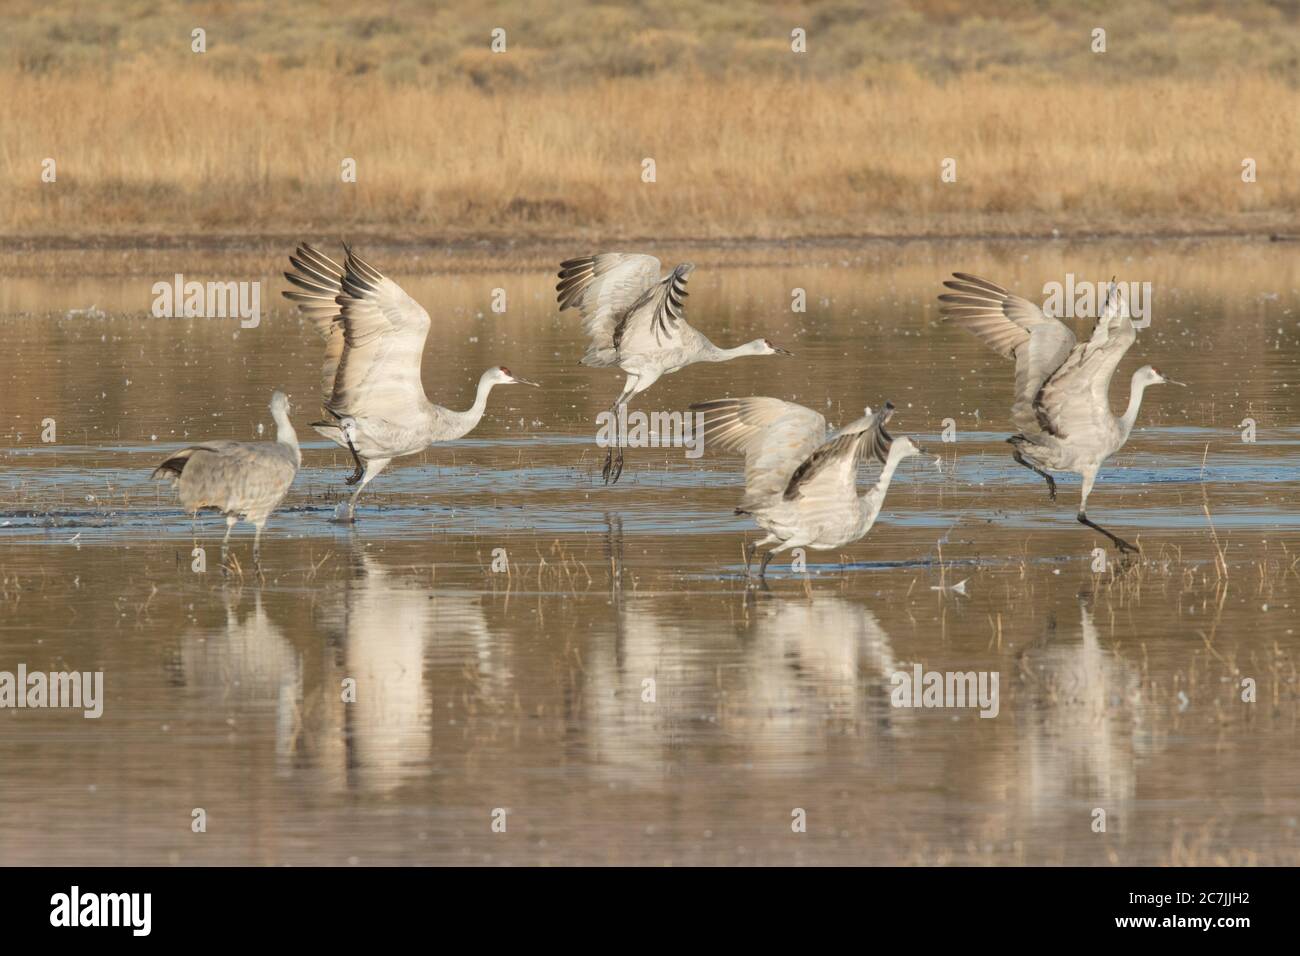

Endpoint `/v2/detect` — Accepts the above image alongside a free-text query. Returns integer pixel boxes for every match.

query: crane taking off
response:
[938,272,1183,553]
[691,398,924,579]
[283,243,539,521]
[557,253,791,483]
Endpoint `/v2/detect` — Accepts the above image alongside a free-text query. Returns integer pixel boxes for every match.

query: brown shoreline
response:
[2,228,1297,255]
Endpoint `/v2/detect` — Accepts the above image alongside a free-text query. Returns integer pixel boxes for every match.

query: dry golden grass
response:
[5,67,1298,240]
[3,0,1299,240]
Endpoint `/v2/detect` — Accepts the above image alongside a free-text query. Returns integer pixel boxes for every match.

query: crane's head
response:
[1137,365,1185,388]
[754,338,793,356]
[889,435,926,461]
[487,366,541,387]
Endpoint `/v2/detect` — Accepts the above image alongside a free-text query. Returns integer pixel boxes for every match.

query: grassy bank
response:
[3,1,1298,240]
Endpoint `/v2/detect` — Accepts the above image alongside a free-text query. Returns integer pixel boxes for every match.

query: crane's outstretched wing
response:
[782,403,894,505]
[1034,281,1137,439]
[282,243,347,412]
[556,253,665,366]
[690,397,827,511]
[938,272,1078,439]
[609,263,694,355]
[284,244,431,420]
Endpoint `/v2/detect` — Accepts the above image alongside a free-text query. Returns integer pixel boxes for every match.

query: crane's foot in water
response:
[601,448,624,484]
[1078,513,1139,555]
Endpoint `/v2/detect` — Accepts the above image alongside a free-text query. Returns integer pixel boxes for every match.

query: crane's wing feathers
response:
[556,253,664,365]
[939,272,1078,440]
[612,263,693,354]
[782,403,894,503]
[153,441,297,516]
[1033,281,1137,439]
[938,272,1072,356]
[283,243,431,420]
[691,397,827,510]
[282,243,347,411]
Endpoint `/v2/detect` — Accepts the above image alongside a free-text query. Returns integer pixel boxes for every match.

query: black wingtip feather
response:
[151,457,189,480]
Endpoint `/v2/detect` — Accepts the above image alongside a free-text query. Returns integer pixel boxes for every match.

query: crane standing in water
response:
[556,253,792,483]
[152,390,300,567]
[283,243,539,521]
[691,398,924,579]
[938,272,1183,553]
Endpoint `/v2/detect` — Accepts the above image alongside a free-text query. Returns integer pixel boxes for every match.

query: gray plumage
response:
[691,397,924,578]
[556,252,792,483]
[153,390,301,561]
[939,272,1183,553]
[282,242,539,520]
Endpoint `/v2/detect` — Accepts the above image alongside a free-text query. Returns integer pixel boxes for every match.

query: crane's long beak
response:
[773,346,794,356]
[1165,377,1186,387]
[511,376,541,387]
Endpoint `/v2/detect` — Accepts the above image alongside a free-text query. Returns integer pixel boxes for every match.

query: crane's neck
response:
[705,339,765,362]
[273,406,302,468]
[857,448,906,534]
[441,372,499,440]
[1117,372,1151,445]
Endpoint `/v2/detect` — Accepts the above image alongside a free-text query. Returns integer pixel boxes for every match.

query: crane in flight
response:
[556,253,791,483]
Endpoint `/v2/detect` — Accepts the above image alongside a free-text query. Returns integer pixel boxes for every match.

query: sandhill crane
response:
[283,243,539,521]
[691,398,924,579]
[938,273,1183,553]
[152,390,300,565]
[556,253,792,483]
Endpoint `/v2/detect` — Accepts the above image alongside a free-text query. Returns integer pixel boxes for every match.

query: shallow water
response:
[1,237,1299,865]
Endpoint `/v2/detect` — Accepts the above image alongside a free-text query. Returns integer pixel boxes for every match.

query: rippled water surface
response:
[1,238,1298,864]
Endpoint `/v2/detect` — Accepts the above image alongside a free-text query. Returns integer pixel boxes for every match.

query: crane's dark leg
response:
[744,541,758,576]
[1011,447,1057,501]
[345,451,364,485]
[1078,513,1139,554]
[1076,471,1137,554]
[342,422,365,485]
[758,549,776,579]
[602,378,638,485]
[601,401,621,484]
[601,443,625,484]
